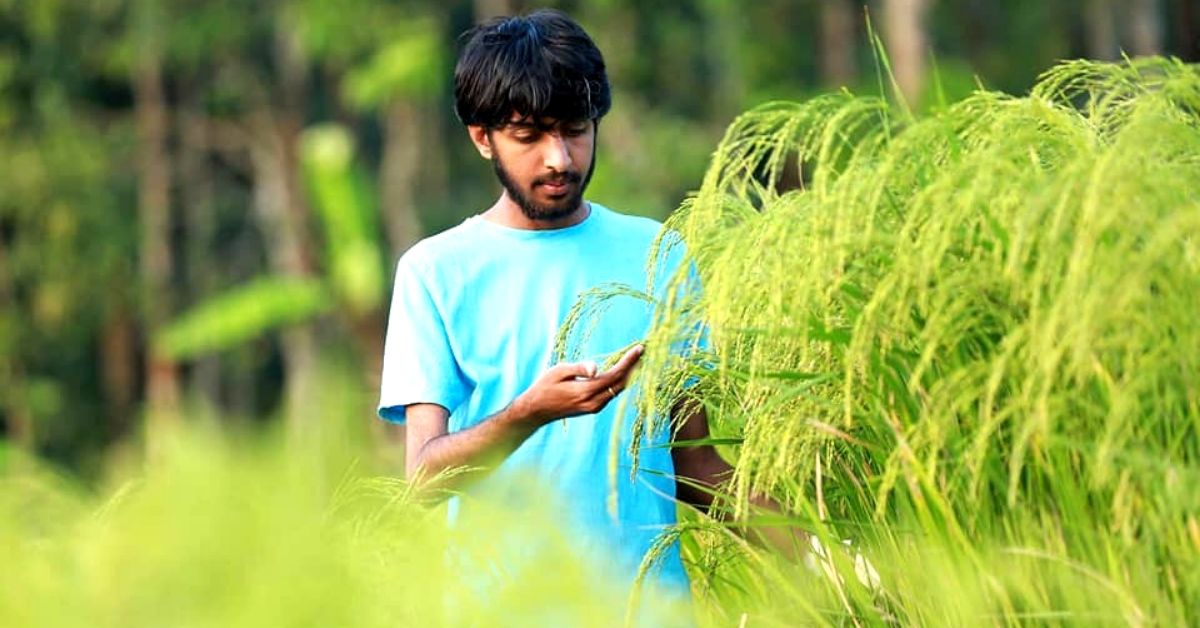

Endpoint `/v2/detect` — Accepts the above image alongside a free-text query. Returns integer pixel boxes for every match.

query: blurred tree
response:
[0,0,138,468]
[177,71,222,407]
[821,0,859,88]
[154,0,452,443]
[131,0,183,453]
[1169,0,1200,60]
[0,238,30,451]
[340,13,447,257]
[1085,0,1119,60]
[250,18,323,434]
[882,0,932,106]
[701,0,745,123]
[1126,0,1163,56]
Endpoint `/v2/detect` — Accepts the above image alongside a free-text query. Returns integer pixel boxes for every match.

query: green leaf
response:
[343,22,444,109]
[301,124,384,314]
[154,276,332,359]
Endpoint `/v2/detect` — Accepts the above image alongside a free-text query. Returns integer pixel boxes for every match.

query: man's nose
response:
[541,133,572,171]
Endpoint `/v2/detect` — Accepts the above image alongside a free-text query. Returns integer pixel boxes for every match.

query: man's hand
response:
[514,344,644,427]
[404,344,644,488]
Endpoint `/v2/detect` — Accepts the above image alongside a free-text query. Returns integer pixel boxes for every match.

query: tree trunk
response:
[1085,0,1119,60]
[703,0,744,123]
[100,305,138,440]
[881,0,931,107]
[821,0,858,88]
[1169,0,1200,61]
[178,84,223,409]
[0,385,34,451]
[380,101,424,257]
[0,238,33,451]
[419,101,449,220]
[1124,0,1163,56]
[245,24,321,438]
[132,0,181,455]
[248,122,321,437]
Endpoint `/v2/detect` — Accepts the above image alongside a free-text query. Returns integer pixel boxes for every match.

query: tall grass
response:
[598,56,1200,625]
[0,365,687,626]
[0,423,695,627]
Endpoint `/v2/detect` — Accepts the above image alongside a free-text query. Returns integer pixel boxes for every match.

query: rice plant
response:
[602,56,1200,625]
[0,423,693,627]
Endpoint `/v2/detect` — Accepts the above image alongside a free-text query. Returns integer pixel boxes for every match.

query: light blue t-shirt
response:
[378,202,690,595]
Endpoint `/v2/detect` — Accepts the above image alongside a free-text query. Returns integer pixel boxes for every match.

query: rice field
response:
[625,55,1200,626]
[4,56,1199,626]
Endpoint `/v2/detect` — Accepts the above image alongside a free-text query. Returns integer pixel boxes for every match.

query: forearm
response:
[671,399,809,559]
[674,451,733,513]
[680,462,809,560]
[737,493,810,560]
[408,401,539,490]
[406,345,645,493]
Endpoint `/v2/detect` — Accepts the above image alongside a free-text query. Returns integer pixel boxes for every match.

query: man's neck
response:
[481,194,590,231]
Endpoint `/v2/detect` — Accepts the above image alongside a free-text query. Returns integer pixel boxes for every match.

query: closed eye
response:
[563,124,589,137]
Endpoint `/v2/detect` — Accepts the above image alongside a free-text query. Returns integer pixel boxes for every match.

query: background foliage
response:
[3,1,1199,625]
[0,0,1197,478]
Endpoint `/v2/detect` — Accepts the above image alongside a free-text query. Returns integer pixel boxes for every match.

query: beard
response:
[491,146,596,222]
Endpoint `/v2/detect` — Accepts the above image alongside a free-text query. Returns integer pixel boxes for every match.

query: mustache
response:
[533,171,582,187]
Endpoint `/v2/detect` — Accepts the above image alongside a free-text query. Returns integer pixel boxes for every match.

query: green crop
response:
[0,423,693,627]
[592,56,1200,625]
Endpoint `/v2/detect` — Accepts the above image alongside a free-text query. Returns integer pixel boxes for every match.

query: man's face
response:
[481,115,597,221]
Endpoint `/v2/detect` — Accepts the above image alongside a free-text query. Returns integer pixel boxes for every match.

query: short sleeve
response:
[377,255,472,424]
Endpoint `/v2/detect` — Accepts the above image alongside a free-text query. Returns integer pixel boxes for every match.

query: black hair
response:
[453,9,611,129]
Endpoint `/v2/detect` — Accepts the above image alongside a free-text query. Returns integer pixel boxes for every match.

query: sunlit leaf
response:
[155,277,332,359]
[343,21,444,109]
[301,124,384,314]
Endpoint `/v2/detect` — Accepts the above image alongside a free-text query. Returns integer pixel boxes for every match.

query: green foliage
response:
[569,56,1200,624]
[0,424,692,627]
[155,277,332,360]
[588,93,720,220]
[301,124,385,314]
[158,122,391,360]
[292,0,414,64]
[343,20,445,109]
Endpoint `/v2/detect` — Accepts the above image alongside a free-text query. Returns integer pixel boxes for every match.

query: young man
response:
[378,10,735,597]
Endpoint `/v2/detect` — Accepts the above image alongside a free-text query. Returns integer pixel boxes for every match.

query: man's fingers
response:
[595,344,643,387]
[549,346,643,402]
[553,360,598,381]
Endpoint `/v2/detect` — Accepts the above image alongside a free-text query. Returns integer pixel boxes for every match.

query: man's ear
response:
[467,125,493,159]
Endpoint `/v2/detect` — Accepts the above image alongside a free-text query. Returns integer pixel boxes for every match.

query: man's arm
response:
[668,398,733,513]
[404,345,644,491]
[670,398,810,560]
[404,402,536,490]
